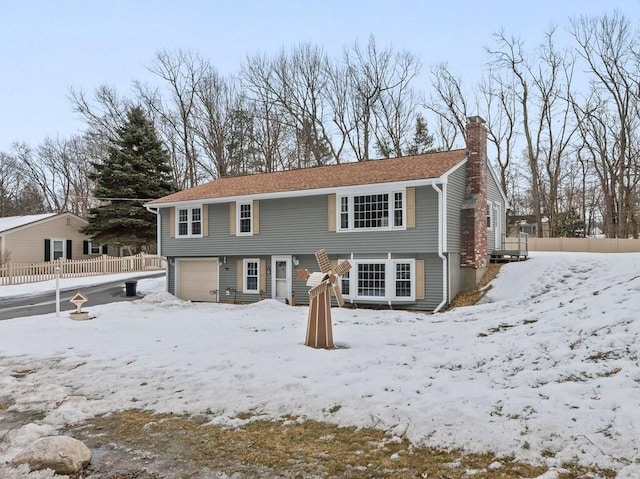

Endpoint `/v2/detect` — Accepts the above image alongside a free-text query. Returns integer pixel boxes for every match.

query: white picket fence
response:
[0,253,165,286]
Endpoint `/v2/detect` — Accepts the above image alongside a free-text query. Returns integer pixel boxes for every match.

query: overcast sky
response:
[1,0,638,153]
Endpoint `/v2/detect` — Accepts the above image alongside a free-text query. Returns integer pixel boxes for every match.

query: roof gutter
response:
[432,183,448,313]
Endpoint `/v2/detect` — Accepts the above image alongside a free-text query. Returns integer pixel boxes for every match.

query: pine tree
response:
[82,106,175,253]
[406,114,436,155]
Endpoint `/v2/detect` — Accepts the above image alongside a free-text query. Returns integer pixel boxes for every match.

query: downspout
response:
[432,183,448,313]
[144,205,161,257]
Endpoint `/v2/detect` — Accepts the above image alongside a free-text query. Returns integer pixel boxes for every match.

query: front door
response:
[271,256,291,303]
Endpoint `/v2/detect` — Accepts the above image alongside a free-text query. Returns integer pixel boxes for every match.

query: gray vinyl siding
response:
[487,168,506,252]
[168,251,446,310]
[445,166,466,254]
[160,186,440,257]
[161,185,448,309]
[167,260,176,294]
[283,252,444,311]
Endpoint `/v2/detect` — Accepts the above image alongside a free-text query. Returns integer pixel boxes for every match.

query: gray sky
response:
[1,0,637,152]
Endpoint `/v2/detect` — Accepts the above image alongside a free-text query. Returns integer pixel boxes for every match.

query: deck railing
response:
[0,253,165,286]
[502,232,529,253]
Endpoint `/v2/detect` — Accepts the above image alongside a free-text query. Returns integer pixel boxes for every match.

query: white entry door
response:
[271,256,291,303]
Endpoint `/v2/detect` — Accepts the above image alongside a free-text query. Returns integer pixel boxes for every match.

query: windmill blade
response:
[331,282,345,307]
[334,259,351,277]
[297,268,310,281]
[309,281,329,298]
[315,249,332,274]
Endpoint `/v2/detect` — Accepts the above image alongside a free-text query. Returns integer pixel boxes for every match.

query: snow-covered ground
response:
[1,252,639,478]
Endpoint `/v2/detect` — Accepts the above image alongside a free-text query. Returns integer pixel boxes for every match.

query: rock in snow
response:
[10,436,91,475]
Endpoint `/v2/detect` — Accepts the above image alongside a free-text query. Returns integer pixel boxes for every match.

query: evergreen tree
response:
[82,107,175,253]
[406,114,436,155]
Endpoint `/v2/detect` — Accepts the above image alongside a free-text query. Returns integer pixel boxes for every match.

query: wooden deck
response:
[490,250,529,263]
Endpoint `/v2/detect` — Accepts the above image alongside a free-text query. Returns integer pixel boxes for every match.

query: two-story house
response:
[146,116,507,311]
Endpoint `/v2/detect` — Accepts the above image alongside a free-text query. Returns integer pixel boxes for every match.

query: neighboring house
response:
[0,212,108,264]
[507,215,550,238]
[146,116,507,311]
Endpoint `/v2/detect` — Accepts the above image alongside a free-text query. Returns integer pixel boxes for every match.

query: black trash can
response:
[124,280,138,297]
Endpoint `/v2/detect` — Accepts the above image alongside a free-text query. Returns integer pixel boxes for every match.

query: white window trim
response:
[51,238,66,261]
[243,258,260,294]
[88,242,101,255]
[487,201,494,231]
[337,188,407,232]
[176,205,203,238]
[339,258,415,302]
[236,202,253,236]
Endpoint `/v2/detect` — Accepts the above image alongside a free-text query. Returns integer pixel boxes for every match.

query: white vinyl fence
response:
[0,253,165,286]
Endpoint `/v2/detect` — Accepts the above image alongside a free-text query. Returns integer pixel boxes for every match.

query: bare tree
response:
[339,36,421,160]
[69,85,131,149]
[138,50,208,188]
[244,44,334,167]
[426,63,468,149]
[478,73,519,195]
[571,12,640,237]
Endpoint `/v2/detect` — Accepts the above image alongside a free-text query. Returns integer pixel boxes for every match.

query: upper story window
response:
[177,206,202,237]
[338,190,405,232]
[238,202,252,235]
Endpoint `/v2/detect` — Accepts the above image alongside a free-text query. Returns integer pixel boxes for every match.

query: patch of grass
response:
[9,369,37,379]
[585,350,621,362]
[76,409,615,479]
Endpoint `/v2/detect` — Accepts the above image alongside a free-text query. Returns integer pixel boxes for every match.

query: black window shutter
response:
[66,240,72,259]
[102,245,108,254]
[44,239,51,262]
[83,241,88,254]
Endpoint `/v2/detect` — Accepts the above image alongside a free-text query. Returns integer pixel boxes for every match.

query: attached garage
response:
[176,258,219,302]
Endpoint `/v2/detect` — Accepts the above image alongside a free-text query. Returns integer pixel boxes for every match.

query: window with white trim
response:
[486,202,493,230]
[88,242,101,254]
[243,259,260,293]
[339,258,415,301]
[238,202,253,235]
[177,206,203,237]
[52,239,65,260]
[338,190,405,231]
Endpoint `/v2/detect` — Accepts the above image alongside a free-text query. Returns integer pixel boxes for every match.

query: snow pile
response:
[0,252,639,477]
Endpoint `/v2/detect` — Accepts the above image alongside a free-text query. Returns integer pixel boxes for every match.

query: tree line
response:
[1,11,639,238]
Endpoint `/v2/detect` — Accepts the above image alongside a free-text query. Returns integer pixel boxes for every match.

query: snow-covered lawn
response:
[1,252,639,478]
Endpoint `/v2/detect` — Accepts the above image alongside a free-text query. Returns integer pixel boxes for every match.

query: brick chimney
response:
[460,116,488,289]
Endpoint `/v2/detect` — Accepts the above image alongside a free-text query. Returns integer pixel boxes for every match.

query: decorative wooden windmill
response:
[297,249,352,349]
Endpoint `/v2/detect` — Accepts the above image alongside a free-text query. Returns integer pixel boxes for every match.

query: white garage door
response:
[177,259,219,302]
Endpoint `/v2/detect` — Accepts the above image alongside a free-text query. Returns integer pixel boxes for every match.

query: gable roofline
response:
[147,149,467,207]
[150,177,455,208]
[0,212,87,235]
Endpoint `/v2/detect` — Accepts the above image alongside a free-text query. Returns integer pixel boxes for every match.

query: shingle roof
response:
[0,213,57,233]
[149,149,467,205]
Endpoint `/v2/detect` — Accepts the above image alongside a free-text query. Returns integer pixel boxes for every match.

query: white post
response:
[55,266,60,317]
